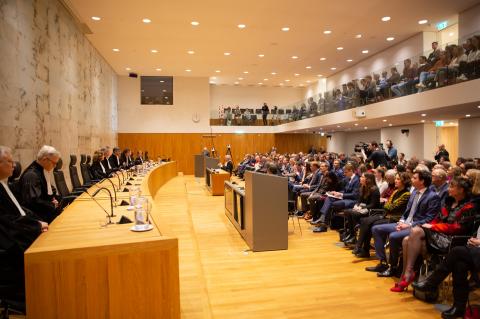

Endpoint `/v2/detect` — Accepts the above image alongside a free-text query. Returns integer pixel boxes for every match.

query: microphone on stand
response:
[85,188,115,225]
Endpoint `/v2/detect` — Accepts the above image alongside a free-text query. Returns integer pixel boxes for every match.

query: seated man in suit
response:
[430,168,449,206]
[19,145,61,223]
[295,162,321,216]
[102,146,116,173]
[135,150,144,165]
[90,150,110,179]
[311,163,360,230]
[0,146,48,299]
[120,148,134,168]
[109,147,122,169]
[218,154,234,174]
[366,169,440,276]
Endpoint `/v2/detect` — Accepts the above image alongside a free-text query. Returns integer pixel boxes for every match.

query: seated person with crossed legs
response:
[366,169,440,276]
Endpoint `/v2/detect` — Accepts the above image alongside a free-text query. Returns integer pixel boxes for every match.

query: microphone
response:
[85,188,114,225]
[91,187,115,218]
[97,177,118,204]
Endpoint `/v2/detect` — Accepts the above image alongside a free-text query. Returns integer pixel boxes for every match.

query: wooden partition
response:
[25,163,180,319]
[118,133,327,175]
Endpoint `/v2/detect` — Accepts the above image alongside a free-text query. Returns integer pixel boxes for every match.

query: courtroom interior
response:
[2,0,480,318]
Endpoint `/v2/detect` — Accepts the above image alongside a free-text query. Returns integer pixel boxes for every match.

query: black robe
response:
[18,161,59,223]
[109,155,121,169]
[90,160,109,180]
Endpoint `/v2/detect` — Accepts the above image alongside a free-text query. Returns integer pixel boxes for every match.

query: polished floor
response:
[153,175,446,319]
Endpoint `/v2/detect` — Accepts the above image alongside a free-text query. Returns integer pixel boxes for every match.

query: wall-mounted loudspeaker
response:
[354,109,366,118]
[129,72,138,78]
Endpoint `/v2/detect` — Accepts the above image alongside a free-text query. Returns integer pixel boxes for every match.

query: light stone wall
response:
[0,0,117,187]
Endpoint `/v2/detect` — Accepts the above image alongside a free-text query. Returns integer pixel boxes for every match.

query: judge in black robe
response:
[109,147,122,169]
[90,150,110,180]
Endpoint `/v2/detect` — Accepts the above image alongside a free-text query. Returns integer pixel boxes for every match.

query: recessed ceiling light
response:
[421,113,427,117]
[337,47,344,51]
[215,70,221,73]
[294,73,300,76]
[449,32,454,37]
[285,79,290,82]
[306,80,311,83]
[91,16,101,21]
[237,24,246,29]
[224,52,231,56]
[330,67,337,70]
[271,72,277,75]
[382,119,387,122]
[381,16,391,22]
[187,50,195,54]
[346,59,353,62]
[234,81,239,84]
[362,50,369,54]
[125,67,131,71]
[151,49,158,53]
[317,74,323,77]
[323,30,332,34]
[112,48,120,52]
[142,18,151,24]
[258,82,263,85]
[337,125,341,128]
[185,69,191,72]
[320,57,326,61]
[211,76,217,80]
[155,68,161,71]
[191,21,199,26]
[364,126,368,129]
[279,83,284,86]
[466,114,471,117]
[306,66,312,69]
[421,120,426,123]
[386,37,395,41]
[243,71,249,74]
[354,123,359,126]
[478,105,480,109]
[355,34,362,38]
[162,89,167,92]
[389,123,393,127]
[258,54,265,57]
[160,80,165,83]
[281,27,290,32]
[418,19,428,25]
[238,77,244,80]
[291,55,299,59]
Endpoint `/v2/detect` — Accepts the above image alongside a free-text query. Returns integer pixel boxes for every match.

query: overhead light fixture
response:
[449,32,454,37]
[386,37,395,41]
[364,126,368,129]
[421,120,426,123]
[279,83,284,86]
[234,81,239,84]
[354,123,359,126]
[421,113,427,117]
[355,34,362,38]
[418,19,428,25]
[191,21,199,26]
[151,49,158,53]
[243,71,249,74]
[291,55,298,59]
[306,66,312,69]
[224,52,231,56]
[125,67,131,71]
[258,82,263,85]
[337,47,344,51]
[238,77,244,80]
[285,79,290,82]
[271,72,277,75]
[381,16,391,22]
[389,123,393,127]
[264,78,268,81]
[91,16,101,21]
[362,50,369,54]
[215,70,221,73]
[237,24,246,29]
[294,73,300,76]
[187,50,195,54]
[155,68,161,71]
[185,69,191,72]
[142,18,151,24]
[320,57,326,61]
[306,80,311,83]
[323,30,332,34]
[337,125,341,128]
[330,67,336,70]
[281,27,290,31]
[258,54,265,57]
[466,114,471,117]
[346,59,353,62]
[317,74,323,77]
[478,105,480,108]
[382,119,387,122]
[211,76,217,80]
[112,48,120,52]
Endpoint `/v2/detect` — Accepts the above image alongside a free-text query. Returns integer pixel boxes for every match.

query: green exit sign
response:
[436,21,448,30]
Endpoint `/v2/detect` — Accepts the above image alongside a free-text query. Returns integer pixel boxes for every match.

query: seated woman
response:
[374,167,388,196]
[90,150,109,180]
[391,176,475,292]
[353,172,411,258]
[380,170,396,202]
[342,172,381,245]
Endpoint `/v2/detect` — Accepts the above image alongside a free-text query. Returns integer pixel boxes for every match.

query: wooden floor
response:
[154,175,443,319]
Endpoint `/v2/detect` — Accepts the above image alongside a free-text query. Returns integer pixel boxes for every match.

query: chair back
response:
[53,158,71,197]
[7,161,22,195]
[80,159,93,184]
[86,155,91,165]
[68,155,83,189]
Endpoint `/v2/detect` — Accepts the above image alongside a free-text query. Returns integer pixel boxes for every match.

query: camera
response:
[354,142,369,153]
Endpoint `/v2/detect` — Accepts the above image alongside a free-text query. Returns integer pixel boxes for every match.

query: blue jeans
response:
[391,82,407,96]
[372,223,411,266]
[319,197,356,221]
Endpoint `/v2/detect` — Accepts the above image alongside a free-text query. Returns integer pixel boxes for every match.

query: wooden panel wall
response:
[118,133,327,174]
[438,126,459,163]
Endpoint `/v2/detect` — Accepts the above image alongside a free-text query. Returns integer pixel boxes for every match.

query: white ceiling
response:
[65,0,479,87]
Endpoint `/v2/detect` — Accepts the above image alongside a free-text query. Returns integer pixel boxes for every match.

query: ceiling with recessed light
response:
[65,0,479,86]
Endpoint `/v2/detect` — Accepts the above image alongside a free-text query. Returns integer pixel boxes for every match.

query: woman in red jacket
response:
[391,176,475,292]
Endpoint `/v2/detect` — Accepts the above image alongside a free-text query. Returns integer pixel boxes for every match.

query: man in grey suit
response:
[366,169,440,276]
[295,162,321,216]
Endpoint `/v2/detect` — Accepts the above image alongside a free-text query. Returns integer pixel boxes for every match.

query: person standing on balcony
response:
[261,102,269,125]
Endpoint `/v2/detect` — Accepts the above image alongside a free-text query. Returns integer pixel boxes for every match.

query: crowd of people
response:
[0,144,149,312]
[230,141,480,319]
[216,35,480,126]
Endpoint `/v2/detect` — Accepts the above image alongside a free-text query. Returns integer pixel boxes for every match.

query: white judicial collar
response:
[43,169,53,195]
[99,161,106,173]
[0,179,26,216]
